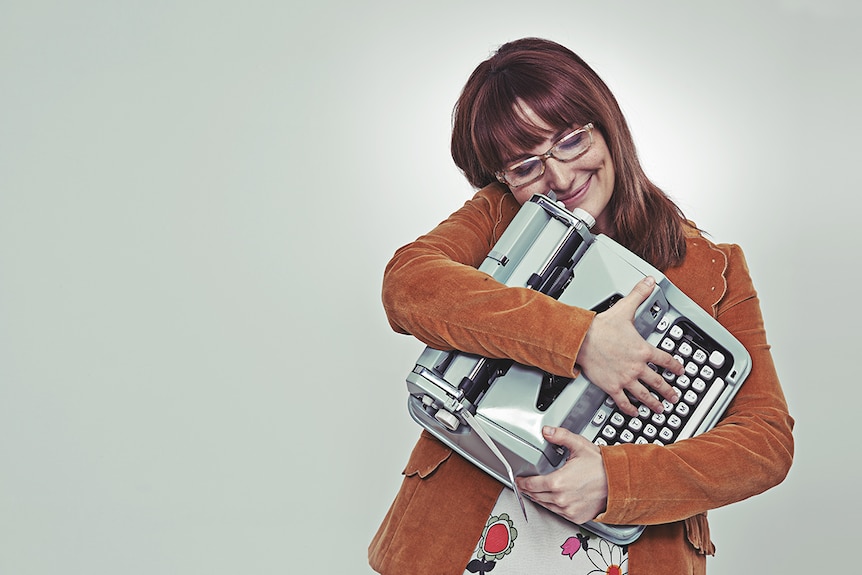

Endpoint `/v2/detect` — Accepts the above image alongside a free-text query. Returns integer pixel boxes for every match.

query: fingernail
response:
[543,426,555,437]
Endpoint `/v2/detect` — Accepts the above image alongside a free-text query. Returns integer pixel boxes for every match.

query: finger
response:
[627,381,664,413]
[518,428,595,492]
[639,368,681,406]
[518,486,564,515]
[516,472,552,495]
[542,426,594,452]
[650,347,685,376]
[609,389,639,417]
[610,276,656,318]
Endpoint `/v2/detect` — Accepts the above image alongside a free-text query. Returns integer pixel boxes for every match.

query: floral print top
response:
[463,488,628,575]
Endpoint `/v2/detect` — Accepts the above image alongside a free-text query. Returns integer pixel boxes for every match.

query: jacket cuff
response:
[594,444,635,524]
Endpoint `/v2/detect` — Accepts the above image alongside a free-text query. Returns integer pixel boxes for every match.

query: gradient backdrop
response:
[2,1,859,573]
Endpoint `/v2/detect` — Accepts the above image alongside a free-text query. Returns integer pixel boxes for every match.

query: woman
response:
[369,38,793,575]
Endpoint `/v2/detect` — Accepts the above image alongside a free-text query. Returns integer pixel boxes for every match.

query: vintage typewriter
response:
[404,194,751,545]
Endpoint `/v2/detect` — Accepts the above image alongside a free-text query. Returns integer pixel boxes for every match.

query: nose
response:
[542,157,575,192]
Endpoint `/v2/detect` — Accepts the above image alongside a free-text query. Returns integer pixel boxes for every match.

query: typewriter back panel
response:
[479,197,593,293]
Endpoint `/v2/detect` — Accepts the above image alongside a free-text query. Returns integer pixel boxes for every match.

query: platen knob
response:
[571,208,596,229]
[434,409,460,431]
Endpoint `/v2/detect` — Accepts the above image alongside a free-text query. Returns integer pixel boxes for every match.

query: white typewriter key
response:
[693,349,708,364]
[638,405,652,419]
[678,342,693,357]
[592,410,608,426]
[620,429,635,443]
[659,427,674,442]
[674,354,684,366]
[653,439,666,446]
[662,399,674,413]
[675,402,690,417]
[676,375,691,389]
[700,365,715,380]
[683,390,699,405]
[668,414,682,429]
[628,418,644,432]
[692,378,707,393]
[657,317,670,332]
[685,361,699,376]
[663,368,677,381]
[601,425,618,440]
[709,350,726,368]
[643,424,658,438]
[635,436,649,445]
[610,412,626,427]
[594,437,608,446]
[669,325,684,340]
[651,413,666,426]
[660,338,676,352]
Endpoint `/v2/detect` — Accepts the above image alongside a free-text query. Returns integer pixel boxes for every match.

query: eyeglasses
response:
[495,123,594,188]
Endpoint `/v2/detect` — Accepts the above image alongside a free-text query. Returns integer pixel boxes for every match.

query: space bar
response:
[677,378,726,439]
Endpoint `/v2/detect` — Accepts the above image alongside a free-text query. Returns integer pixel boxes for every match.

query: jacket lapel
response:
[664,234,728,318]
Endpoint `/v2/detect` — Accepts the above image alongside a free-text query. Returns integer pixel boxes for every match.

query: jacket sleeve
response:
[382,185,596,379]
[596,244,795,526]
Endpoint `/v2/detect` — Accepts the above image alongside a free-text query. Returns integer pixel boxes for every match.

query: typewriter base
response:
[407,396,646,546]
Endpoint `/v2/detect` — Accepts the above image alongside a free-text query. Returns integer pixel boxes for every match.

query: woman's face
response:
[504,103,615,233]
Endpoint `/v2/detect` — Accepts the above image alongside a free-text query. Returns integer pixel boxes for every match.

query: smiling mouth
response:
[554,175,592,203]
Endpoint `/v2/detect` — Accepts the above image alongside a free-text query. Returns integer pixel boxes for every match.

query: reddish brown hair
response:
[451,38,687,269]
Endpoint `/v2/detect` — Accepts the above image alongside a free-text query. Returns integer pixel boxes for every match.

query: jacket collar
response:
[664,228,728,317]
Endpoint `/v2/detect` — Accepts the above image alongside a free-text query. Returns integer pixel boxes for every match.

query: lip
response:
[554,174,592,208]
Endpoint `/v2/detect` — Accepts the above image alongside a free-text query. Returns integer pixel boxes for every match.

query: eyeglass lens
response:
[502,126,592,187]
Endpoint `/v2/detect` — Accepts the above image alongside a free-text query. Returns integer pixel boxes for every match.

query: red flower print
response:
[476,513,518,561]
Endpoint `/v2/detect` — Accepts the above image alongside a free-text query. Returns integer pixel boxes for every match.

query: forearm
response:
[598,404,793,525]
[382,186,595,378]
[597,273,794,525]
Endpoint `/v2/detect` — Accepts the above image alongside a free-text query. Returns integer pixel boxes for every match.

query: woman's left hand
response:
[515,426,608,525]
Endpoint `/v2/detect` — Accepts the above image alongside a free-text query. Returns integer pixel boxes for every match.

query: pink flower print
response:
[561,533,590,558]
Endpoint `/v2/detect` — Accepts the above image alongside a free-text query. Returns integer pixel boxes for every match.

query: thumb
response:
[543,426,592,454]
[611,276,656,318]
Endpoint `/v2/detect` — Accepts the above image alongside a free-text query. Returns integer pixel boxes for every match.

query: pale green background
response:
[1,0,858,573]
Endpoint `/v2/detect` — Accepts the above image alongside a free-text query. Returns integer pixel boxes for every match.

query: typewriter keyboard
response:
[590,319,730,446]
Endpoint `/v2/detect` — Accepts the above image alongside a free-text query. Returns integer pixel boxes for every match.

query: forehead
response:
[473,91,587,171]
[513,99,556,133]
[501,100,571,159]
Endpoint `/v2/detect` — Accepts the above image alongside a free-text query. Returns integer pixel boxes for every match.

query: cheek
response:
[510,188,536,205]
[603,164,616,198]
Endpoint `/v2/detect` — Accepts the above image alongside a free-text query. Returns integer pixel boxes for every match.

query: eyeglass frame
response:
[494,122,595,189]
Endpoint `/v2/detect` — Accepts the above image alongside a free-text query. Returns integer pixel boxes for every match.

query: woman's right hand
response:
[575,276,684,416]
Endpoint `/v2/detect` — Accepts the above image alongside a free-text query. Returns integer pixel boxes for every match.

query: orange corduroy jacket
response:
[369,184,794,575]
